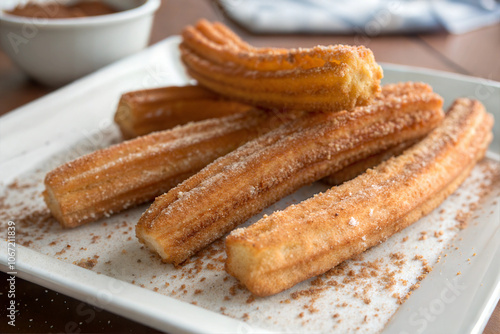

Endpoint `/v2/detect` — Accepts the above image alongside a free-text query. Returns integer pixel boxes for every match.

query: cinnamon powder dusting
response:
[0,144,498,333]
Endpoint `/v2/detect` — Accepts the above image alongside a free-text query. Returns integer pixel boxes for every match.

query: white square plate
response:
[1,37,499,334]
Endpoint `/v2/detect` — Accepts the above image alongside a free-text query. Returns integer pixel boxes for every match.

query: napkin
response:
[219,0,500,34]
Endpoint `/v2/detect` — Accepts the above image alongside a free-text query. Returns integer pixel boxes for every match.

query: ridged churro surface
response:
[114,85,251,139]
[136,82,444,265]
[323,139,419,185]
[225,98,493,296]
[180,20,383,112]
[44,109,296,228]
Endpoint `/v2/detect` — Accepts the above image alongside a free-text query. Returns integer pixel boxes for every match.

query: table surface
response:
[0,1,499,333]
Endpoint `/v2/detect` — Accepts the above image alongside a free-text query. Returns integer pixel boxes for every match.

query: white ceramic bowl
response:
[0,0,160,86]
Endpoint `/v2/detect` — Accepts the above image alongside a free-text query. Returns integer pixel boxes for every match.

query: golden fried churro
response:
[114,85,252,139]
[44,109,297,228]
[226,98,493,297]
[180,20,383,112]
[136,82,444,265]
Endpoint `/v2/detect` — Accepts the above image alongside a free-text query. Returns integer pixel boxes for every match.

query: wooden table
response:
[1,1,498,333]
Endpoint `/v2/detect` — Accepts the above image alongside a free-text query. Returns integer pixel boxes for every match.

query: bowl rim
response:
[0,0,160,27]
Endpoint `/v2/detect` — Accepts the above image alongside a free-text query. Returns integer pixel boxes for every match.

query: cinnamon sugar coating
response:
[180,20,383,112]
[43,109,297,228]
[115,85,251,139]
[136,82,444,265]
[225,98,493,296]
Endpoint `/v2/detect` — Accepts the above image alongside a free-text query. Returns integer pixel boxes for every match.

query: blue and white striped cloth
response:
[220,0,500,34]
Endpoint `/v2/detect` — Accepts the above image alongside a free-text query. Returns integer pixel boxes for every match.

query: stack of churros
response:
[43,20,494,297]
[226,98,493,296]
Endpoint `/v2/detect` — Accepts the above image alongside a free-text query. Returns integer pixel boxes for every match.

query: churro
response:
[44,109,296,228]
[180,20,383,112]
